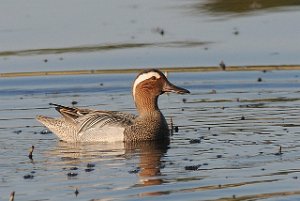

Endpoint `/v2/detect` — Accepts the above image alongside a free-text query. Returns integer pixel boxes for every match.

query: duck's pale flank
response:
[36,69,190,142]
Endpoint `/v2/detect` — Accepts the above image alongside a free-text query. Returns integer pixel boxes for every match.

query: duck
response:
[36,69,190,142]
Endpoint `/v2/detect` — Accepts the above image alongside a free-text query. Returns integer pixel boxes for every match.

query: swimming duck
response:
[36,69,190,142]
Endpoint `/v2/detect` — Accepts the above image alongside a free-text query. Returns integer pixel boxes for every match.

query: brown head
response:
[132,69,190,114]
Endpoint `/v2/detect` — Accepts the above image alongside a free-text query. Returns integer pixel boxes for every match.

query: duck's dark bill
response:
[163,81,190,94]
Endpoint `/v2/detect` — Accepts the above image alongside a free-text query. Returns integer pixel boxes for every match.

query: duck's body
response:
[36,69,189,142]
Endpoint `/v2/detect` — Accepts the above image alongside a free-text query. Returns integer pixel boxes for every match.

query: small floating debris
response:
[85,163,96,172]
[210,89,217,94]
[274,146,283,156]
[216,155,223,159]
[219,60,226,70]
[257,77,262,82]
[233,27,239,36]
[184,164,201,171]
[85,168,95,172]
[241,116,245,120]
[13,130,22,134]
[152,27,165,36]
[174,126,179,133]
[99,83,104,86]
[71,100,78,105]
[129,167,140,174]
[44,59,48,63]
[87,163,95,168]
[40,129,51,135]
[28,145,34,160]
[182,98,187,103]
[189,139,201,144]
[75,188,79,197]
[23,174,34,179]
[9,191,15,201]
[70,167,78,171]
[67,172,78,177]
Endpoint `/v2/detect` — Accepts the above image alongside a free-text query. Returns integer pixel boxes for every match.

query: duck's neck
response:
[134,93,160,116]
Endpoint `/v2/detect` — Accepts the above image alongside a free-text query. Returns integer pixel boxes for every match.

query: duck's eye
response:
[150,76,157,80]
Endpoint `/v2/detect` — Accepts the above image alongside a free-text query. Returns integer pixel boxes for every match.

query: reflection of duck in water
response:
[126,140,169,187]
[45,141,126,164]
[47,140,169,188]
[37,69,189,142]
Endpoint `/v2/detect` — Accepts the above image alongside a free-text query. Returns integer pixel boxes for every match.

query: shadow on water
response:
[192,0,300,16]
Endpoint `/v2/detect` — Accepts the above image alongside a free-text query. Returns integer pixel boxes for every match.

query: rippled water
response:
[1,1,300,200]
[1,70,300,200]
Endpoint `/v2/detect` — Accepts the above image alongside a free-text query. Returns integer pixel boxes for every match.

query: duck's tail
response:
[36,115,76,142]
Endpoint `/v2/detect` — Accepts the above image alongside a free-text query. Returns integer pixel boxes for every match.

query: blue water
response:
[1,1,300,200]
[1,70,300,200]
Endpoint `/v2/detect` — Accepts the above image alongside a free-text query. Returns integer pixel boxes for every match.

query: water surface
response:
[1,1,300,200]
[1,70,300,200]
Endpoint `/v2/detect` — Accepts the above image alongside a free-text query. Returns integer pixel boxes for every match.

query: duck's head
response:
[132,69,190,104]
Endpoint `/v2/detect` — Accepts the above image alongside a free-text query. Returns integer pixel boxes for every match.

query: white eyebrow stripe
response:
[132,72,161,100]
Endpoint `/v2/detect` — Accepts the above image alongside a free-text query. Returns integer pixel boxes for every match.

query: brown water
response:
[1,70,300,200]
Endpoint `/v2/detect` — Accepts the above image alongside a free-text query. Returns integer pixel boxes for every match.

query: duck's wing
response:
[77,111,136,134]
[50,103,137,140]
[50,103,93,122]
